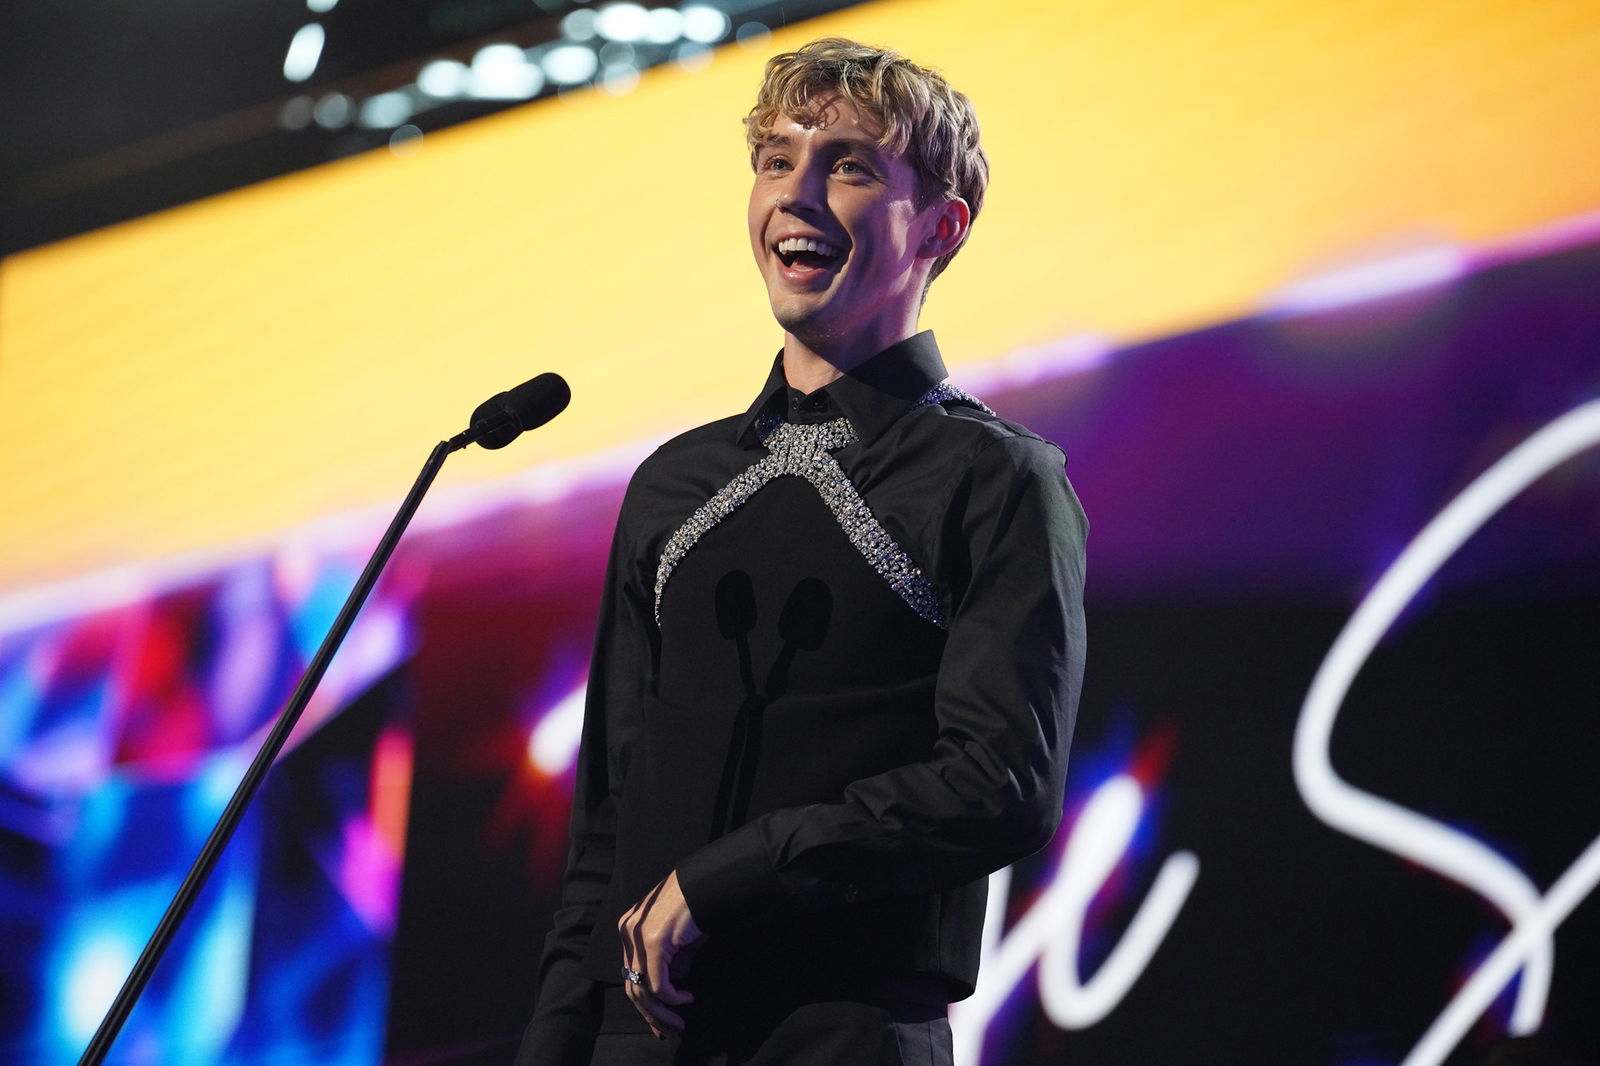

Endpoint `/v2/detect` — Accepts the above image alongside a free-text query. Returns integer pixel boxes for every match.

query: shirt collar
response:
[734,330,950,447]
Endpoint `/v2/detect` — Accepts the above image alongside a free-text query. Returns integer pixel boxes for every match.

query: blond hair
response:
[745,37,989,283]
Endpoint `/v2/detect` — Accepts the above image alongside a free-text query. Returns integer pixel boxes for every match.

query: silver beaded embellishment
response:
[652,385,991,629]
[917,383,995,416]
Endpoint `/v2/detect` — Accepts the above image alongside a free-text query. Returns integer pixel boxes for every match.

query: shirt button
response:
[843,884,860,904]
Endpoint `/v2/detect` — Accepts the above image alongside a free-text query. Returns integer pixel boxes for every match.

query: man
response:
[519,37,1086,1066]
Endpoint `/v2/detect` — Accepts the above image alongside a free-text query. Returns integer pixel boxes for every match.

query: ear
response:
[920,197,971,259]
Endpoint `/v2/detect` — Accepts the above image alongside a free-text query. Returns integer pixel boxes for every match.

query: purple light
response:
[208,564,282,739]
[955,333,1116,394]
[1266,246,1467,315]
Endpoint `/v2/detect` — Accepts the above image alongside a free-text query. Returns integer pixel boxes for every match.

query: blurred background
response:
[2,1,1598,1063]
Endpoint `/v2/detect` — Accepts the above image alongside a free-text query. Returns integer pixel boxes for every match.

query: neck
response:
[781,324,918,394]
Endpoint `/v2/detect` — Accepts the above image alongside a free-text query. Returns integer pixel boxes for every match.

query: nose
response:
[775,156,827,214]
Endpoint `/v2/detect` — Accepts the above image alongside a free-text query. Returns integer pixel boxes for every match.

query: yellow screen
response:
[2,0,1597,597]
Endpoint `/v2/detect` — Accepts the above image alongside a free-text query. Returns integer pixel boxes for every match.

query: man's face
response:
[747,96,941,354]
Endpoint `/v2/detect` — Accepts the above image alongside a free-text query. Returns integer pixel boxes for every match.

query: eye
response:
[759,153,791,172]
[835,159,870,176]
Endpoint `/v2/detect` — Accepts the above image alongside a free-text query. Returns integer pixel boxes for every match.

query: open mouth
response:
[775,236,845,273]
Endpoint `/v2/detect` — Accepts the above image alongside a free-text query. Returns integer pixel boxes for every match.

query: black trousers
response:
[590,985,953,1066]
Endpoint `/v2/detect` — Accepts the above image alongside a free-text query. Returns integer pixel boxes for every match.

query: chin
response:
[770,299,828,336]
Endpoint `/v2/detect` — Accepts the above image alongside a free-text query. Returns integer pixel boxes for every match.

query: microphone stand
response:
[80,423,492,1066]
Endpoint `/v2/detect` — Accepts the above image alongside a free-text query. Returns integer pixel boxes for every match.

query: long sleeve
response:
[674,431,1087,931]
[517,486,656,1064]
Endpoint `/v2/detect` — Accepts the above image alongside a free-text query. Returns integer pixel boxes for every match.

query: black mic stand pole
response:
[80,425,487,1066]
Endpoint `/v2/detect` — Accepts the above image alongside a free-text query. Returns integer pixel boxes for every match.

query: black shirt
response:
[523,331,1087,1061]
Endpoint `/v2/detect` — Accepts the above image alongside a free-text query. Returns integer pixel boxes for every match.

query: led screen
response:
[2,2,1598,1064]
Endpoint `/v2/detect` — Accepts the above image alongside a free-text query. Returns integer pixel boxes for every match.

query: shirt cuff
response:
[677,809,871,933]
[676,826,776,933]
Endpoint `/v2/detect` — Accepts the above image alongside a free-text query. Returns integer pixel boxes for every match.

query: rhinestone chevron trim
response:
[652,385,992,629]
[917,383,994,416]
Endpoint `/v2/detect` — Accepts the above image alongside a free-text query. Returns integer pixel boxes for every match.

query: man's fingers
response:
[617,873,701,1034]
[652,972,694,1006]
[624,983,684,1034]
[648,947,694,1007]
[644,996,686,1031]
[625,988,666,1039]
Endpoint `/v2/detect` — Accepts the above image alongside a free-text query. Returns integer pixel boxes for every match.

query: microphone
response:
[454,373,571,451]
[77,367,571,1066]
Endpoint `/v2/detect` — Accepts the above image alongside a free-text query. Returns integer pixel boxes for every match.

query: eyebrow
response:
[755,134,888,160]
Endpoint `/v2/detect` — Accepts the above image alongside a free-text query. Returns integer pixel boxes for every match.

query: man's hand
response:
[618,870,705,1037]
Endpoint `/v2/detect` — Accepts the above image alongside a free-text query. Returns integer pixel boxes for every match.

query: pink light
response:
[335,814,401,933]
[1473,208,1600,270]
[527,681,587,778]
[326,727,413,934]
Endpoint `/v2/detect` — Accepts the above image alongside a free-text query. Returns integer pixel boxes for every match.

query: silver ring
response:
[622,966,644,986]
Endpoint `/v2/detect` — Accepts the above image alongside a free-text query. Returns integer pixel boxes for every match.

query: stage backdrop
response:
[2,2,1598,1064]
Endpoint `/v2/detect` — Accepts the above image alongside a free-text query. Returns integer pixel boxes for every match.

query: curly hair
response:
[745,37,989,283]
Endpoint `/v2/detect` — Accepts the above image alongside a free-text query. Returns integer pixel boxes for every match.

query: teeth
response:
[776,237,843,258]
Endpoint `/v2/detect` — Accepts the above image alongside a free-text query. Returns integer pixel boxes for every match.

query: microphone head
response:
[470,373,571,449]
